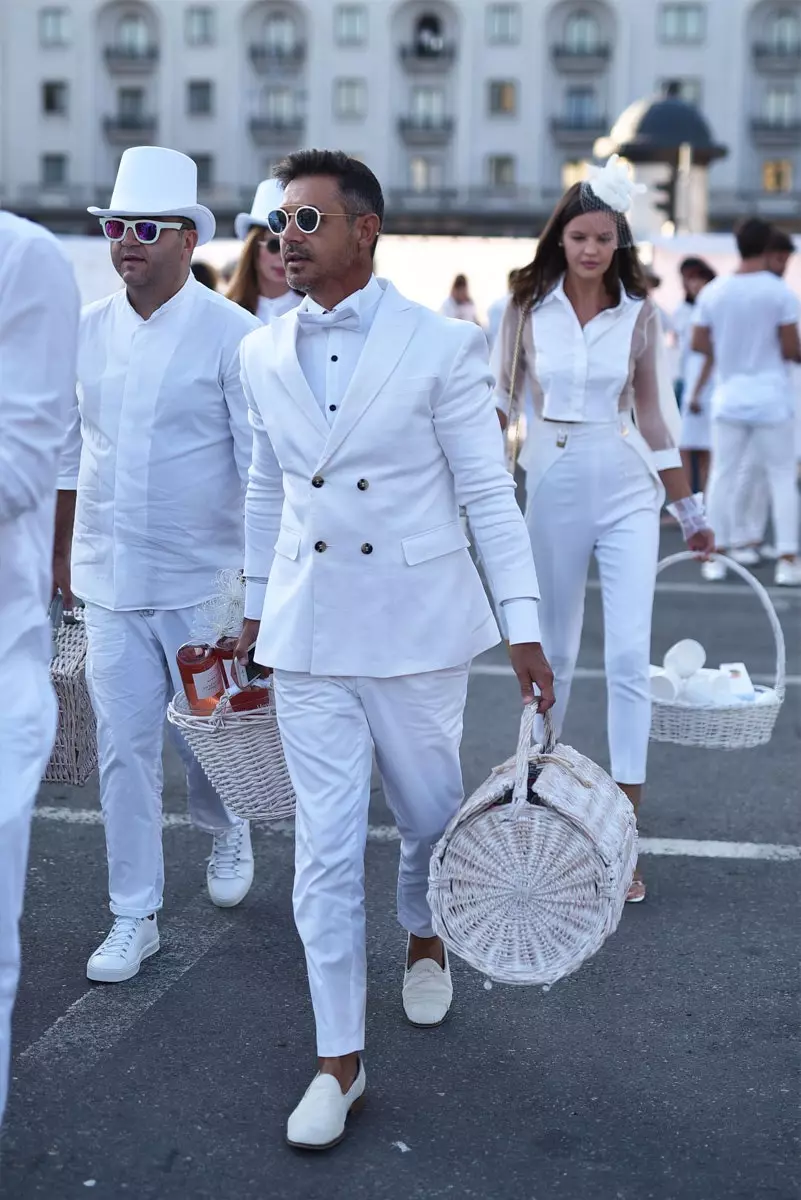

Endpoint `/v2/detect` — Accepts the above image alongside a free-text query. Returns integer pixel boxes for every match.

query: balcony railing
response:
[750,116,801,146]
[551,43,611,72]
[399,42,457,71]
[551,114,608,144]
[104,45,159,72]
[249,42,306,72]
[752,42,801,72]
[398,115,454,145]
[103,115,158,144]
[249,116,305,144]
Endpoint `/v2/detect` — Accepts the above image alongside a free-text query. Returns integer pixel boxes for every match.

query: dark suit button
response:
[312,475,324,488]
[361,543,373,555]
[357,479,369,491]
[315,541,327,553]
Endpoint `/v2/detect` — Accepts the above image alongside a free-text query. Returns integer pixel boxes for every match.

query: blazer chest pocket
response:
[401,520,470,566]
[274,527,301,561]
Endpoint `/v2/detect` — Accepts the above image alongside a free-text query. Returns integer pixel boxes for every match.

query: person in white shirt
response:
[55,148,262,985]
[234,150,553,1150]
[692,218,801,586]
[493,158,715,906]
[677,258,717,492]
[228,179,301,325]
[439,273,483,327]
[0,211,80,1124]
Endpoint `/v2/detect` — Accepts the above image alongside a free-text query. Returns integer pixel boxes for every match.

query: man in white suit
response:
[236,151,553,1150]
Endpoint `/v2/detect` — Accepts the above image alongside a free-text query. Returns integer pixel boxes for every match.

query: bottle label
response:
[192,662,224,700]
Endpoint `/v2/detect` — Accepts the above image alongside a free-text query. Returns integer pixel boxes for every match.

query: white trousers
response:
[0,661,57,1125]
[84,604,240,918]
[707,418,798,556]
[732,446,770,548]
[525,422,662,785]
[273,665,470,1057]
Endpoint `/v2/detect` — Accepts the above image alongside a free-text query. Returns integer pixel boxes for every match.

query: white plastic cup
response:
[650,666,683,701]
[681,670,718,705]
[664,639,706,679]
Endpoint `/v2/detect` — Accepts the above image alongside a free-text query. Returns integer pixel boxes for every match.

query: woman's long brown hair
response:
[225,226,263,314]
[512,182,648,311]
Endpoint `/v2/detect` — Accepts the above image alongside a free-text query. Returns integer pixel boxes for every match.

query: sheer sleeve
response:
[490,299,527,419]
[631,301,682,471]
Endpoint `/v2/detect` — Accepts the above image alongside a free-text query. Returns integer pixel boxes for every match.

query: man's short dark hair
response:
[273,149,384,250]
[735,218,773,260]
[766,228,794,255]
[680,256,716,284]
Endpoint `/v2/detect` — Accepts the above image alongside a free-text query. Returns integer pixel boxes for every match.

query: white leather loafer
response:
[286,1060,366,1150]
[402,939,453,1027]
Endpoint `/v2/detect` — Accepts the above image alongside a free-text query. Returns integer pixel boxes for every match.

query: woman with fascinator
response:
[493,157,715,903]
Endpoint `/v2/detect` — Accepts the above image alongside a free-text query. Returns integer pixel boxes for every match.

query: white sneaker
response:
[286,1060,366,1150]
[729,547,760,567]
[402,938,453,1027]
[775,560,801,587]
[207,820,254,908]
[701,559,727,582]
[86,915,159,983]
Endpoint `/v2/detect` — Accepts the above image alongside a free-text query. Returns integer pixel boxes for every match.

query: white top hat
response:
[234,178,285,241]
[88,146,216,246]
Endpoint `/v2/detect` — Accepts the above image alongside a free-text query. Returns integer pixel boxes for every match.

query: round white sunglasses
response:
[266,206,361,235]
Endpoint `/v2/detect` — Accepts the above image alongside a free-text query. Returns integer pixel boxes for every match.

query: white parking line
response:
[32,805,801,860]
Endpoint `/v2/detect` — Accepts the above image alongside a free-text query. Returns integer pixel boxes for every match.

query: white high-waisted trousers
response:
[83,604,241,918]
[0,658,57,1125]
[731,444,770,549]
[707,418,798,557]
[273,665,470,1057]
[525,418,663,785]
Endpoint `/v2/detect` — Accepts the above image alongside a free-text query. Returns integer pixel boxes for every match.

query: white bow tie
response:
[297,304,361,333]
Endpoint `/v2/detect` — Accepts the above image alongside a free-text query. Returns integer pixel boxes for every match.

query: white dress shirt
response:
[59,274,261,611]
[0,211,80,670]
[256,290,301,325]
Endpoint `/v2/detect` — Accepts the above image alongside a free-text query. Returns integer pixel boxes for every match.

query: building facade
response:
[0,0,799,235]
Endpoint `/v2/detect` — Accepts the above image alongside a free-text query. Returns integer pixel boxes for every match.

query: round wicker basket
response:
[166,690,295,824]
[428,705,637,987]
[649,552,785,750]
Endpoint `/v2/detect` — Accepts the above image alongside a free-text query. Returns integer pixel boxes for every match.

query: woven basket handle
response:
[655,552,786,702]
[511,703,556,805]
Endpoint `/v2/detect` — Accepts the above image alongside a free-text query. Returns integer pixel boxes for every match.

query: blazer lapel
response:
[318,283,420,467]
[271,313,331,443]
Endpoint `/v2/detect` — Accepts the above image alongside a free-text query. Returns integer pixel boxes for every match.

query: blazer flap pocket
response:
[402,520,469,567]
[274,527,301,561]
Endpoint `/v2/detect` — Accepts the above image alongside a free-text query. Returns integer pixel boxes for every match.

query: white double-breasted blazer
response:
[240,280,539,678]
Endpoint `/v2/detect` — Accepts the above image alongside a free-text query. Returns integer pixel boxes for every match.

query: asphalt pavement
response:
[2,531,799,1200]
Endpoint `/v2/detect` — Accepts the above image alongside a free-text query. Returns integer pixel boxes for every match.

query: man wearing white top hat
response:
[235,150,554,1149]
[0,209,80,1126]
[227,179,302,325]
[55,147,262,984]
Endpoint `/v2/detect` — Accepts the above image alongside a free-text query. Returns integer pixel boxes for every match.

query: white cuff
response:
[653,447,682,471]
[244,578,267,621]
[500,597,540,645]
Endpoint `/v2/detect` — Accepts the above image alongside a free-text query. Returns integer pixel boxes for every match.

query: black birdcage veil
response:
[576,155,645,250]
[577,180,636,248]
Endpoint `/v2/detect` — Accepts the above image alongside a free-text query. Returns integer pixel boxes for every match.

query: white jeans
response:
[525,422,662,785]
[732,445,770,548]
[707,418,798,557]
[84,604,240,918]
[273,665,470,1057]
[0,660,57,1125]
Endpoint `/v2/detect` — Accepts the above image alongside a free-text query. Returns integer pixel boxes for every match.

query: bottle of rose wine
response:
[176,643,226,716]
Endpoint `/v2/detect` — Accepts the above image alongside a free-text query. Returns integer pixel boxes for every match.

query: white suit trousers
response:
[707,418,798,556]
[525,423,662,785]
[732,447,770,548]
[83,604,240,918]
[273,665,470,1057]
[0,661,57,1125]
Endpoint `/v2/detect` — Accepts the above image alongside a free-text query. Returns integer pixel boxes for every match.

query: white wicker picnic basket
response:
[428,704,637,987]
[44,601,98,786]
[166,688,295,824]
[649,552,785,751]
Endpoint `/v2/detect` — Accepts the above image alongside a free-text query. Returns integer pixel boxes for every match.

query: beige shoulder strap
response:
[504,303,531,474]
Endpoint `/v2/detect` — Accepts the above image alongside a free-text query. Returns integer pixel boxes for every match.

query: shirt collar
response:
[300,274,383,321]
[542,273,631,315]
[121,272,198,324]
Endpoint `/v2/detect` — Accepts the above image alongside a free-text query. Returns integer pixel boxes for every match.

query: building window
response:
[487,4,520,44]
[263,12,296,53]
[562,160,587,190]
[767,9,801,52]
[262,85,296,122]
[487,155,516,187]
[488,80,517,115]
[411,85,445,121]
[565,11,601,53]
[186,6,215,46]
[194,154,214,189]
[187,80,214,115]
[41,153,68,186]
[658,4,705,44]
[334,78,367,119]
[660,76,703,105]
[118,87,145,119]
[409,155,443,192]
[39,7,69,47]
[335,4,367,45]
[763,159,794,191]
[566,86,598,124]
[764,85,796,125]
[116,14,150,53]
[414,14,446,56]
[42,80,68,114]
